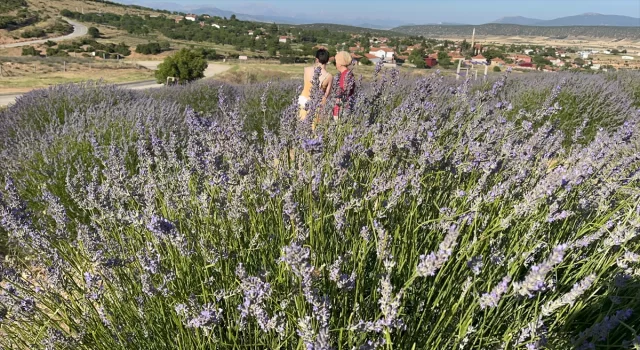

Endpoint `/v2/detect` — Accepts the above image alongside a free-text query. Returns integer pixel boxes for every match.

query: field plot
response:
[0,69,639,349]
[0,56,154,93]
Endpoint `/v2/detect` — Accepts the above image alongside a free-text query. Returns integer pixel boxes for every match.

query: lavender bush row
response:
[0,68,639,349]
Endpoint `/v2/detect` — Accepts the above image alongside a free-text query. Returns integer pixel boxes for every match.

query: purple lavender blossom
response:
[573,309,633,347]
[416,223,460,277]
[479,275,511,309]
[513,244,568,298]
[541,274,596,316]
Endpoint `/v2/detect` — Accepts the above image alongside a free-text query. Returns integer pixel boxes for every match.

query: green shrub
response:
[21,46,40,56]
[20,27,45,38]
[155,48,207,84]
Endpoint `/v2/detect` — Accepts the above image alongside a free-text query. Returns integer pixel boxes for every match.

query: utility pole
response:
[456,58,462,80]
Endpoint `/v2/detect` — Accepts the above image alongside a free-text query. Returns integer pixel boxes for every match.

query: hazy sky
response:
[124,0,640,24]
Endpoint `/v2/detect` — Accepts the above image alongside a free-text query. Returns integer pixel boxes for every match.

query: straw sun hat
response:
[335,51,354,68]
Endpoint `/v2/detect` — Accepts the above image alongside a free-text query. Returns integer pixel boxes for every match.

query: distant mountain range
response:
[114,1,639,29]
[492,13,639,27]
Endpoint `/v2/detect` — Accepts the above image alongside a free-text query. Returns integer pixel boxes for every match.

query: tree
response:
[269,23,278,34]
[574,57,585,66]
[155,48,207,84]
[408,47,425,67]
[437,51,452,68]
[44,40,56,47]
[483,48,504,61]
[88,26,100,38]
[114,42,131,56]
[493,66,501,72]
[359,57,373,66]
[136,42,162,55]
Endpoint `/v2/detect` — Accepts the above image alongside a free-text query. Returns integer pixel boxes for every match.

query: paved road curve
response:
[0,63,231,107]
[0,18,88,49]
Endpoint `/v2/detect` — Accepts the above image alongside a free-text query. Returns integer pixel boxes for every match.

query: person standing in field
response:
[299,48,333,121]
[333,51,356,120]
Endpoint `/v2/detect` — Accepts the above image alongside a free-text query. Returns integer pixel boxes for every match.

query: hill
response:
[536,13,640,27]
[492,16,543,25]
[290,23,408,37]
[391,23,640,40]
[492,13,639,27]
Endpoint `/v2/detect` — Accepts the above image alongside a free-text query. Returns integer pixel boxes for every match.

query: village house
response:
[349,46,361,53]
[490,57,506,66]
[621,55,634,60]
[550,58,565,66]
[199,21,206,27]
[279,36,288,43]
[406,45,419,52]
[511,54,532,64]
[211,23,220,28]
[185,14,197,21]
[201,15,211,19]
[448,52,464,61]
[364,53,382,64]
[424,57,437,68]
[471,54,487,64]
[369,47,395,62]
[248,30,254,36]
[175,16,184,23]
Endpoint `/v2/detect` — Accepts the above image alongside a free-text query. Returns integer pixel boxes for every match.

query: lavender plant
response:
[0,70,639,349]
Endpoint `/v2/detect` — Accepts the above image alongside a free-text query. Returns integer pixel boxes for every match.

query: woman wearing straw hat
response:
[299,48,333,121]
[333,51,356,120]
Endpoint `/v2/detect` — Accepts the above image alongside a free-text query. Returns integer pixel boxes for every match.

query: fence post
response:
[64,61,66,72]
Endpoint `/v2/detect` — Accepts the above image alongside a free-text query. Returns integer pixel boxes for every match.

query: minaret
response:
[470,28,476,56]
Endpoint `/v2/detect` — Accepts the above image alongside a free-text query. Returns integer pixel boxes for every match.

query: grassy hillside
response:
[25,0,167,18]
[392,23,640,40]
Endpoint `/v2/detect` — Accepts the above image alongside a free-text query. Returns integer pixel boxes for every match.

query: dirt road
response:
[0,63,231,107]
[0,18,88,49]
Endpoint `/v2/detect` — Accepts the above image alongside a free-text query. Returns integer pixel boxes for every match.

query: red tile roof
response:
[364,53,379,59]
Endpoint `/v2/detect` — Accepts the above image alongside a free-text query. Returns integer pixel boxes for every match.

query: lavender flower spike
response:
[416,223,460,277]
[513,244,568,298]
[541,274,596,316]
[479,275,511,309]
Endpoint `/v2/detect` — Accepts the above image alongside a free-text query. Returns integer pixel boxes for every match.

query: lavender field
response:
[0,67,639,349]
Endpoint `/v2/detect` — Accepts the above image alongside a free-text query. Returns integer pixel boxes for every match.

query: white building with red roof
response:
[472,54,488,64]
[369,47,395,61]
